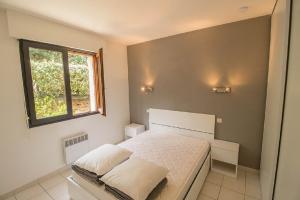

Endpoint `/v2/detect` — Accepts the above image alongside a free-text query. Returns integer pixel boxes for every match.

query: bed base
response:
[67,153,210,200]
[185,153,210,200]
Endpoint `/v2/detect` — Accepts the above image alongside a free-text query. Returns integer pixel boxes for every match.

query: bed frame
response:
[67,108,215,200]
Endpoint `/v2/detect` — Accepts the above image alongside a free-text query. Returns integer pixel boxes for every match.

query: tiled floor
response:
[197,169,262,200]
[5,168,72,200]
[5,168,261,200]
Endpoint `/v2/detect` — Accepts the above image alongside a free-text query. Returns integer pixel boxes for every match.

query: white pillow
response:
[74,144,132,176]
[101,157,169,200]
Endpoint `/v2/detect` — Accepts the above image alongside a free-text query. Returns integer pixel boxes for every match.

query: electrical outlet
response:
[217,118,223,124]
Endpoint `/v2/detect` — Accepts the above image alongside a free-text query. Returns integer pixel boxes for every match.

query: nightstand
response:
[125,123,145,139]
[211,139,239,178]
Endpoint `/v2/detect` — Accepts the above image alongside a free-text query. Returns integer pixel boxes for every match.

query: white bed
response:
[67,109,215,200]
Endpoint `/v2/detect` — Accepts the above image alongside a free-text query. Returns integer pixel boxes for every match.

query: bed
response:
[67,108,215,200]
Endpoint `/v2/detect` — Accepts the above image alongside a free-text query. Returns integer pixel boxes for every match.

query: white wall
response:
[274,1,300,199]
[0,9,130,195]
[260,0,290,199]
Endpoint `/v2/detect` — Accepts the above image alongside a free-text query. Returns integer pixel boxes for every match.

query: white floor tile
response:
[245,195,260,200]
[4,196,16,200]
[46,181,70,200]
[239,166,259,175]
[222,170,245,193]
[197,194,215,200]
[40,175,65,190]
[29,193,52,200]
[245,173,261,199]
[15,185,44,200]
[206,171,224,186]
[218,187,244,200]
[200,182,221,199]
[60,169,72,179]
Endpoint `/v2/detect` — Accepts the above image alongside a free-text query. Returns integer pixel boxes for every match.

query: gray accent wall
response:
[127,16,271,169]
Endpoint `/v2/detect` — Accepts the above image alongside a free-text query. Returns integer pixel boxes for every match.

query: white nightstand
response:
[125,123,145,139]
[211,139,239,178]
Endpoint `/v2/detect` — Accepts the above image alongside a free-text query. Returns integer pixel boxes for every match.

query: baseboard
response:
[0,165,71,200]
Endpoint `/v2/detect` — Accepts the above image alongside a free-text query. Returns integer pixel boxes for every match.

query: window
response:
[19,40,106,127]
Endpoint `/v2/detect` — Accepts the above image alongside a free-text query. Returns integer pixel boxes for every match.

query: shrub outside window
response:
[19,40,106,127]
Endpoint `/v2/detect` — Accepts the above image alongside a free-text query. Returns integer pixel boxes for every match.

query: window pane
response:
[29,47,67,119]
[68,52,96,115]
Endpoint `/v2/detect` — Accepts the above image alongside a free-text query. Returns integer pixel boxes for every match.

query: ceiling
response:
[0,0,276,45]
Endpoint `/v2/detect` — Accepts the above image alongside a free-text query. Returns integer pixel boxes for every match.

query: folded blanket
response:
[71,165,103,185]
[105,184,133,200]
[105,178,167,200]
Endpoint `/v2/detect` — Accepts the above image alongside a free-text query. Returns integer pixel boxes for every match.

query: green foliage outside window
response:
[29,48,90,119]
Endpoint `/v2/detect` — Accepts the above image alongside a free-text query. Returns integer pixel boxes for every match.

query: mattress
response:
[71,131,210,200]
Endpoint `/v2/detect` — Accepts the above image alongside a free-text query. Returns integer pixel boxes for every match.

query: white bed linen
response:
[71,131,210,200]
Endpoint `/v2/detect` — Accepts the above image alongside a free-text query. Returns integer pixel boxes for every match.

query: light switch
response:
[217,118,223,124]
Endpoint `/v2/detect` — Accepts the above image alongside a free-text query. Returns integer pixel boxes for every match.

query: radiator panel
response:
[63,133,89,164]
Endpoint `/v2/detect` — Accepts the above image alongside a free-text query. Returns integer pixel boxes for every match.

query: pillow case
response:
[101,157,169,200]
[73,144,132,176]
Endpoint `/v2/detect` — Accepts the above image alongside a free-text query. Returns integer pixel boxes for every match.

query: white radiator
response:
[63,133,89,164]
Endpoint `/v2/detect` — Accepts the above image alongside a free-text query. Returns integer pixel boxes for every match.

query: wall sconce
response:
[212,87,231,93]
[140,85,153,94]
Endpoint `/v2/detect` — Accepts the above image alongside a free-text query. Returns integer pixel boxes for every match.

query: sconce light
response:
[212,87,231,94]
[140,85,153,94]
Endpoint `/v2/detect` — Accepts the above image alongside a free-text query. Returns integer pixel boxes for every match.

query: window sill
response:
[28,111,104,128]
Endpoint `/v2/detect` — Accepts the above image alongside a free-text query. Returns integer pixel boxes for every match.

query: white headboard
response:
[148,108,215,141]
